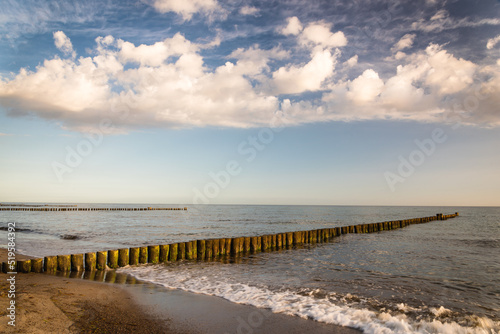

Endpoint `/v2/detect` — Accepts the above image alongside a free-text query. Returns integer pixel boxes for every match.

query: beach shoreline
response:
[0,249,360,333]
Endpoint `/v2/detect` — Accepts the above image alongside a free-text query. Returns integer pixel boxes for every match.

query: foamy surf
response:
[118,264,499,334]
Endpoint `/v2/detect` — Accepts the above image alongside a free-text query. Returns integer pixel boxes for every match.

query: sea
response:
[1,204,499,334]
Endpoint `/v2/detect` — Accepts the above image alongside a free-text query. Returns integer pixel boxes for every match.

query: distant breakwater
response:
[2,213,458,274]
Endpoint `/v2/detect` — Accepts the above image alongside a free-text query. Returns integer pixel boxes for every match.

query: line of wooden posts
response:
[0,207,187,211]
[2,213,458,274]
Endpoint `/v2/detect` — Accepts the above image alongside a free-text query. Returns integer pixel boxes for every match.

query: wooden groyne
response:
[2,213,459,274]
[0,207,187,211]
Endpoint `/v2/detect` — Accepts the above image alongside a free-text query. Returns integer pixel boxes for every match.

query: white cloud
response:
[239,6,259,16]
[281,16,303,36]
[411,11,500,33]
[424,44,476,95]
[347,69,384,105]
[487,35,500,49]
[271,49,337,94]
[300,22,347,48]
[151,0,225,21]
[53,31,75,58]
[392,34,416,53]
[344,55,358,67]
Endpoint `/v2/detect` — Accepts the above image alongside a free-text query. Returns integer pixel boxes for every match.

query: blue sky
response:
[0,0,499,206]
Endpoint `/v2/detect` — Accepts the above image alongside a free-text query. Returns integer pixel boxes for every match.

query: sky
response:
[0,0,499,206]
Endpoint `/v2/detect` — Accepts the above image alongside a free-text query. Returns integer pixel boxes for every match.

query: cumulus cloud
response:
[281,16,303,36]
[487,35,500,49]
[53,31,75,58]
[347,69,384,105]
[151,0,225,21]
[271,49,337,94]
[300,22,347,48]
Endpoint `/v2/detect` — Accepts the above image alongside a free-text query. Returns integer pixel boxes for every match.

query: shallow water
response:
[1,205,499,333]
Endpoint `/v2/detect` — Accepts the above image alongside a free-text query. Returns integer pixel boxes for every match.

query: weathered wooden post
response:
[31,259,43,273]
[147,245,159,264]
[197,240,206,260]
[71,254,84,271]
[186,241,194,259]
[129,248,140,265]
[205,240,213,259]
[85,252,96,271]
[107,250,119,269]
[17,260,31,273]
[57,255,71,272]
[212,240,219,258]
[139,247,148,263]
[44,256,57,272]
[159,245,170,262]
[178,242,186,260]
[169,243,178,261]
[117,249,129,267]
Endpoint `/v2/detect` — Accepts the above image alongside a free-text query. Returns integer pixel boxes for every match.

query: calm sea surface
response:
[1,205,499,333]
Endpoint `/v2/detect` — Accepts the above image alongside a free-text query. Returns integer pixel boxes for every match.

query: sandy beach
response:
[0,250,360,333]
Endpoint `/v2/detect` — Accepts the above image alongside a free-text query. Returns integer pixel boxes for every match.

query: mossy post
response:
[205,239,213,259]
[212,239,219,257]
[178,243,186,260]
[96,251,107,270]
[191,241,197,260]
[293,232,302,245]
[186,241,194,260]
[262,235,269,250]
[169,243,178,261]
[148,245,160,264]
[57,255,71,272]
[139,247,148,264]
[286,232,293,247]
[71,254,84,272]
[129,248,140,265]
[250,236,259,253]
[107,250,119,269]
[271,234,277,248]
[159,245,170,262]
[118,248,130,267]
[44,256,57,272]
[219,238,226,256]
[277,234,283,248]
[85,252,96,271]
[31,258,43,273]
[17,260,31,273]
[197,240,206,260]
[243,237,251,253]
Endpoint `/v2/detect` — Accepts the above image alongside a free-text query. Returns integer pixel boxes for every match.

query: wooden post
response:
[139,247,148,263]
[277,234,283,248]
[57,255,71,272]
[169,243,178,261]
[129,248,140,265]
[118,249,130,267]
[186,241,194,259]
[262,235,269,250]
[44,256,57,272]
[230,238,240,255]
[178,243,186,260]
[251,236,259,252]
[85,252,96,271]
[159,245,170,262]
[17,260,31,273]
[205,240,213,259]
[212,240,219,258]
[31,258,43,273]
[293,232,302,245]
[197,240,206,260]
[108,250,119,269]
[149,245,160,263]
[71,254,84,271]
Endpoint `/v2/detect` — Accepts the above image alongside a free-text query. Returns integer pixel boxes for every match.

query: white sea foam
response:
[118,265,499,334]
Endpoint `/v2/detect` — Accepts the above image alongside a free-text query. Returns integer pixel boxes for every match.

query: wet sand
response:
[0,250,360,333]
